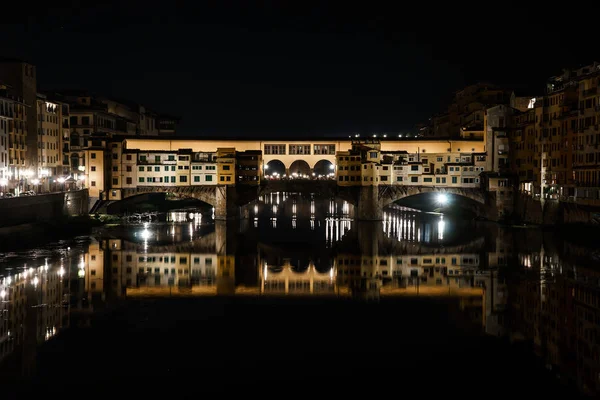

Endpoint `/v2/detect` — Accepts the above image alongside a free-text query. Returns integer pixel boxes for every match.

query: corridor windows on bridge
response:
[313,144,335,155]
[289,144,310,155]
[264,144,286,155]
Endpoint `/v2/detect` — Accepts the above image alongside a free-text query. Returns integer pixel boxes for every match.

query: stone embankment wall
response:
[514,193,600,226]
[0,189,88,228]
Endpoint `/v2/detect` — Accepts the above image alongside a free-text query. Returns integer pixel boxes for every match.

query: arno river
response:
[0,192,597,398]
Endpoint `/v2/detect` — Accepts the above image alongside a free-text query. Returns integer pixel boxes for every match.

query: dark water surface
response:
[0,193,597,398]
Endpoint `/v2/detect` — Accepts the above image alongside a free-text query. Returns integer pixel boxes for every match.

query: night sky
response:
[1,2,596,137]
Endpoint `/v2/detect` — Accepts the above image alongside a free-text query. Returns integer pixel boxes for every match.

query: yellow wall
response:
[125,138,486,170]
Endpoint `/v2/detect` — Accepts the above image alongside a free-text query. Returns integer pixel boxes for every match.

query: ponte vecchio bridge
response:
[112,136,494,220]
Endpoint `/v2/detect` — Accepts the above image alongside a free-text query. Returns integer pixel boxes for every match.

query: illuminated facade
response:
[0,82,28,191]
[101,145,261,201]
[0,59,37,184]
[36,94,63,182]
[507,62,600,205]
[335,139,486,188]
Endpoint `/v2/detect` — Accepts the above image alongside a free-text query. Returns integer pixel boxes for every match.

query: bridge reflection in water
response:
[1,194,600,395]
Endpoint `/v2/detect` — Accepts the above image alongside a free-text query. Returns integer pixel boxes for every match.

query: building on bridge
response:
[95,143,262,202]
[335,139,487,189]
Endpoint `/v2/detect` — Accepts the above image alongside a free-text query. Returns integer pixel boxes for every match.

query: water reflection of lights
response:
[0,289,5,299]
[33,276,39,287]
[59,266,65,277]
[45,326,56,341]
[438,215,445,240]
[325,217,351,245]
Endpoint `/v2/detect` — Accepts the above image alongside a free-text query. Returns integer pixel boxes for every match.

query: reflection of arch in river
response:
[113,229,217,254]
[335,219,486,256]
[260,263,336,295]
[256,192,353,220]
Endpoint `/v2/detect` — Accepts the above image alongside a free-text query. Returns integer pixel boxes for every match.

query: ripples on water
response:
[0,193,598,396]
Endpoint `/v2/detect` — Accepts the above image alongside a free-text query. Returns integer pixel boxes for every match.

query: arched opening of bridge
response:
[386,192,484,218]
[106,192,214,215]
[313,160,335,179]
[289,160,311,179]
[265,160,286,179]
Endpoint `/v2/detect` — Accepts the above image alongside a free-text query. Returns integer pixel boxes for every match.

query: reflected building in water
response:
[0,260,70,378]
[1,198,599,395]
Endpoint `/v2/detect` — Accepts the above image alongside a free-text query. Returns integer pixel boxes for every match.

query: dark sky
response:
[1,1,597,137]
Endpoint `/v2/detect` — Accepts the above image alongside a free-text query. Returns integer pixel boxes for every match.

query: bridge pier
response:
[215,221,236,295]
[357,186,383,221]
[215,185,239,220]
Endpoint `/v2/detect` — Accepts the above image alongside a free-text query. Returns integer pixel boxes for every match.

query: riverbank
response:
[0,189,89,229]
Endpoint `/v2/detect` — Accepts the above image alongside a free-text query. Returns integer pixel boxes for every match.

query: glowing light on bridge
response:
[140,229,151,240]
[437,193,448,205]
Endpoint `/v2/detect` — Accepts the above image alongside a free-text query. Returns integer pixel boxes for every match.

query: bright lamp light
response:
[437,193,448,205]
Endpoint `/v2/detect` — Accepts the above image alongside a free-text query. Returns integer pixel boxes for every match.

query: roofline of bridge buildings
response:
[112,134,485,143]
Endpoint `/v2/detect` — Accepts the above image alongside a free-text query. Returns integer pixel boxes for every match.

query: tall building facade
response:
[0,59,38,177]
[36,94,62,179]
[508,62,600,205]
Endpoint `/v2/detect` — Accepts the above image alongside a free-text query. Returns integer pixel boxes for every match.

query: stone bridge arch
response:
[121,186,217,207]
[378,185,486,209]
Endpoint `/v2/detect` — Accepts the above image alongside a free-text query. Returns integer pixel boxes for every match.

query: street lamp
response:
[57,177,66,192]
[22,169,33,192]
[31,178,40,194]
